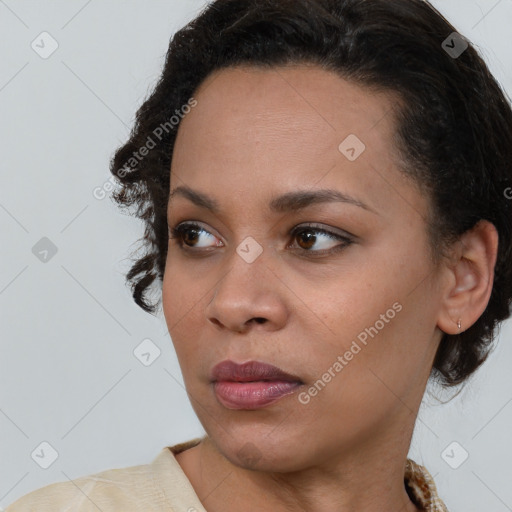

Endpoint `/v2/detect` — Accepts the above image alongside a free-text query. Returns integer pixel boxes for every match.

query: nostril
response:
[253,317,267,324]
[209,318,223,328]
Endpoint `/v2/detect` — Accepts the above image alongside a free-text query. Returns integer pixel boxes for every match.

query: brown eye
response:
[289,225,353,255]
[169,223,221,249]
[295,230,317,250]
[181,226,200,246]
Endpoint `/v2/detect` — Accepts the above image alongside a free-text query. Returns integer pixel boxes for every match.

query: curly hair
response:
[109,0,512,388]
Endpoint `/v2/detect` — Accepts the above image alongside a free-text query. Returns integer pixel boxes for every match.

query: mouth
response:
[210,360,303,410]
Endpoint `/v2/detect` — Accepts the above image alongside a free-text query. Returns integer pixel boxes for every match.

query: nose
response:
[205,250,289,334]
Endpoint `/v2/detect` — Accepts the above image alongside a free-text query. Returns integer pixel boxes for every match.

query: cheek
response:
[162,253,211,324]
[291,236,434,377]
[282,254,404,348]
[162,264,206,370]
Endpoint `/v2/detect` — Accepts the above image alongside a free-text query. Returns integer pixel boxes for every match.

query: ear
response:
[437,220,499,335]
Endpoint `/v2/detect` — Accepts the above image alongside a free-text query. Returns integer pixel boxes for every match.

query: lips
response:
[211,360,303,410]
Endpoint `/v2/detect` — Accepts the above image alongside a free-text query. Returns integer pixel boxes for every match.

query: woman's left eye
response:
[168,222,353,255]
[288,225,353,255]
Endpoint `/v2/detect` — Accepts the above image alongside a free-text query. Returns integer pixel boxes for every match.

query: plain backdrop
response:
[1,1,511,510]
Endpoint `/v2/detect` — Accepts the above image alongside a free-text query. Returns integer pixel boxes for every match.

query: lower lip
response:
[213,380,302,410]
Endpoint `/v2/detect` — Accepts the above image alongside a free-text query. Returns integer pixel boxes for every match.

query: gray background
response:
[1,1,511,510]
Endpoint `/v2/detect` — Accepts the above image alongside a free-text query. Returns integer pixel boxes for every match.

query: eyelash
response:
[168,222,354,257]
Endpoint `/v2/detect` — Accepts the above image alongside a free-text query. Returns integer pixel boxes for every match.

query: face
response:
[162,64,444,472]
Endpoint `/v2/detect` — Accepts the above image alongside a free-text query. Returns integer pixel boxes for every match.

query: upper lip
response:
[210,360,303,383]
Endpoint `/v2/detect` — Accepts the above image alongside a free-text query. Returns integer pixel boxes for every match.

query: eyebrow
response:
[168,185,377,215]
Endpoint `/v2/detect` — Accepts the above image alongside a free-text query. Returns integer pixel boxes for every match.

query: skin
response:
[162,64,498,512]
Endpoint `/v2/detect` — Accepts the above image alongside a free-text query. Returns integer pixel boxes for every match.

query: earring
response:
[457,318,462,332]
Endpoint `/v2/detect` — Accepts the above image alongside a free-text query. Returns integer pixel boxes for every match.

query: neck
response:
[176,431,421,512]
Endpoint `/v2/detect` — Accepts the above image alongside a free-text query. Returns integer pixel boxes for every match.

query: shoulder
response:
[5,455,165,512]
[5,440,205,512]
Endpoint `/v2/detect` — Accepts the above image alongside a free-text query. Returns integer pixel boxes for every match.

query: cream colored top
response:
[6,439,449,511]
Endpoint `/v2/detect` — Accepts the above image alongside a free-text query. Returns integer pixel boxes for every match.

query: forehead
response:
[170,64,423,221]
[181,63,397,146]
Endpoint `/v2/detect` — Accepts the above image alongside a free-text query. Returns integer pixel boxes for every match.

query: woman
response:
[7,0,512,510]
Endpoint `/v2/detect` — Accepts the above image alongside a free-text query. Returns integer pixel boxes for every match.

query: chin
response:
[204,422,311,473]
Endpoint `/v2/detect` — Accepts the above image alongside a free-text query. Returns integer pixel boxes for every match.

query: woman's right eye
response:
[169,222,222,250]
